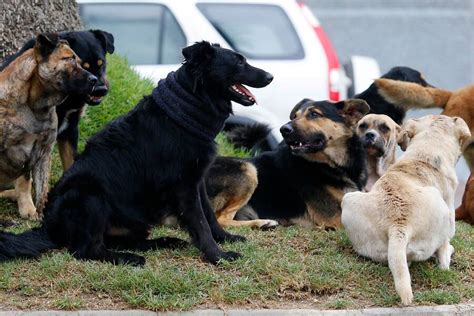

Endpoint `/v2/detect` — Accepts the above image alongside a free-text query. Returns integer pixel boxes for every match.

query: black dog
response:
[0,30,115,170]
[355,66,432,124]
[0,41,273,265]
[206,98,369,230]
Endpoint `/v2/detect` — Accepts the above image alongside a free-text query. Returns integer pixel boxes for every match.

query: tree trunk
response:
[0,0,83,60]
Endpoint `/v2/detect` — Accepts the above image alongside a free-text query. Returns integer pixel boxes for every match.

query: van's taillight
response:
[298,1,341,101]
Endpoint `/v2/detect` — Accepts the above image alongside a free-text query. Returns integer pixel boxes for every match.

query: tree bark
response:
[0,0,83,60]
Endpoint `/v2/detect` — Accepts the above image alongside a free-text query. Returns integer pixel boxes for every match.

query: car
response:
[78,0,380,148]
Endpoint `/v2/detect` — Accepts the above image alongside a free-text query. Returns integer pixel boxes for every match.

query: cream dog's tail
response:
[375,78,452,111]
[388,227,413,305]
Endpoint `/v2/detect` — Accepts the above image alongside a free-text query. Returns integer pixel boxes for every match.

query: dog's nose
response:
[265,73,274,84]
[280,124,294,136]
[88,75,98,86]
[365,131,376,140]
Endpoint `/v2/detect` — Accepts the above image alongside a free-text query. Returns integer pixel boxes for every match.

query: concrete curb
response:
[0,304,473,316]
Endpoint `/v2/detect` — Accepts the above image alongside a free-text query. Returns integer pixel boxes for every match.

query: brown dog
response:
[356,114,403,191]
[375,79,474,169]
[455,173,474,224]
[0,33,96,219]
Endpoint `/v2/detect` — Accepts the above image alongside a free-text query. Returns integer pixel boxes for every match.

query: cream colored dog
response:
[341,115,470,305]
[356,114,402,191]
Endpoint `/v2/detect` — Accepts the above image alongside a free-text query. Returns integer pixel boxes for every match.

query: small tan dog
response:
[341,115,470,305]
[356,114,402,191]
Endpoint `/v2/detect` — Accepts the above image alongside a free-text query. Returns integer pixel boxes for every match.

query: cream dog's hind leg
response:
[388,227,413,305]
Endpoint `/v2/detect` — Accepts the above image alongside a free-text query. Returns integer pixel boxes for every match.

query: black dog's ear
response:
[65,37,76,47]
[35,33,60,59]
[335,99,370,126]
[91,30,115,54]
[182,41,215,65]
[290,98,315,119]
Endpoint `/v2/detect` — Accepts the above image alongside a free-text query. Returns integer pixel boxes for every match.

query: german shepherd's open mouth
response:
[286,136,327,153]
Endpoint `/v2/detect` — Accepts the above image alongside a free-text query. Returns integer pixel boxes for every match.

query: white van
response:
[78,0,380,147]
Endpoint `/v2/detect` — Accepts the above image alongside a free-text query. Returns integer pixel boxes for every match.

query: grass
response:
[0,55,472,311]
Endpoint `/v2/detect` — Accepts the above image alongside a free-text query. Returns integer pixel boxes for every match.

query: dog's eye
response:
[359,123,368,130]
[309,111,319,119]
[380,124,390,133]
[62,56,75,61]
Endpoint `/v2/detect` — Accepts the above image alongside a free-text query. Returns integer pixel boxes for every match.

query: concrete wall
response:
[307,0,474,202]
[307,0,474,90]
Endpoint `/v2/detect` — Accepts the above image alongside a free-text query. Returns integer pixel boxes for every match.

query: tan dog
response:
[0,33,96,219]
[356,114,402,191]
[341,115,470,305]
[375,78,474,169]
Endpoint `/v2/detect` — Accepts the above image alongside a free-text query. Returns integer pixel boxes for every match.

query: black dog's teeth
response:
[231,85,254,101]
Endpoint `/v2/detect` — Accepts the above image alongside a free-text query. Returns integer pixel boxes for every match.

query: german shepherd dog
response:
[0,41,273,265]
[0,30,115,170]
[206,99,369,230]
[0,33,97,220]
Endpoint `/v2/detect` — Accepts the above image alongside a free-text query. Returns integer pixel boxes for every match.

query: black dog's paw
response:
[215,233,247,244]
[220,251,242,262]
[206,250,242,265]
[158,237,189,249]
[119,253,146,266]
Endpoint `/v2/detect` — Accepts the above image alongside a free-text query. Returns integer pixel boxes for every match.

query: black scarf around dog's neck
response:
[152,72,231,143]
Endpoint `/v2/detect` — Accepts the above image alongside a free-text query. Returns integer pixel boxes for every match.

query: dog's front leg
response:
[15,175,37,220]
[198,181,246,243]
[177,185,242,264]
[32,143,54,216]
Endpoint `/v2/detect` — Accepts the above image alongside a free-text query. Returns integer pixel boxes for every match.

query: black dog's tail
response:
[226,123,271,152]
[0,227,57,262]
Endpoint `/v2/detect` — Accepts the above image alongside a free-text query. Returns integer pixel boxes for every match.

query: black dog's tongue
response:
[232,84,257,104]
[152,72,230,142]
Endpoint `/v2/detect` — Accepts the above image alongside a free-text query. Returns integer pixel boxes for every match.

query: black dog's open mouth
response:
[229,84,257,106]
[287,138,326,153]
[86,86,108,106]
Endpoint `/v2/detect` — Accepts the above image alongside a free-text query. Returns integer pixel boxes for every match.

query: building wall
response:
[307,0,474,90]
[307,0,474,202]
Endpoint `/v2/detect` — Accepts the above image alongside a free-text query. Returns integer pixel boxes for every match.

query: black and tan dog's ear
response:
[290,98,315,119]
[182,41,215,65]
[35,33,60,59]
[398,119,418,151]
[336,99,370,126]
[91,30,115,54]
[453,117,471,148]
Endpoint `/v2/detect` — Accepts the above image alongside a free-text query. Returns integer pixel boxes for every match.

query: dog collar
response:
[151,72,230,143]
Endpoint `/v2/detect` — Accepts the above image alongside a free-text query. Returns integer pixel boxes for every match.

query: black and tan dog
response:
[206,98,370,230]
[0,30,115,170]
[0,33,96,219]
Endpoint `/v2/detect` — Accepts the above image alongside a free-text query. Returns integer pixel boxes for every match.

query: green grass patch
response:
[0,55,472,311]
